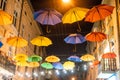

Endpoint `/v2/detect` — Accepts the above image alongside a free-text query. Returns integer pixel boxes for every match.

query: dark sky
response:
[30,0,102,57]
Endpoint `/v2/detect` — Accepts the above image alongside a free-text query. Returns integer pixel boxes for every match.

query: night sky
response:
[30,0,102,57]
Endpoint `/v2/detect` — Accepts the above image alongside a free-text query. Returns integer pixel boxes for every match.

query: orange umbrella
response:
[0,10,13,25]
[27,62,40,68]
[45,55,60,63]
[85,32,107,42]
[85,4,114,22]
[7,36,28,47]
[16,61,28,67]
[102,52,117,58]
[80,54,95,61]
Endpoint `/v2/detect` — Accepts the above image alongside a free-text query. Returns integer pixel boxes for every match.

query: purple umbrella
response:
[52,62,63,70]
[64,33,86,52]
[67,55,82,62]
[34,8,62,33]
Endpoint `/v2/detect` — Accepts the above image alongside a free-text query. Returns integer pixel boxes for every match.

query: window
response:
[21,25,24,37]
[0,0,7,10]
[13,10,18,26]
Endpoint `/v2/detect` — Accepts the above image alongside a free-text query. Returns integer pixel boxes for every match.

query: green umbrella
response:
[41,62,53,69]
[27,55,42,62]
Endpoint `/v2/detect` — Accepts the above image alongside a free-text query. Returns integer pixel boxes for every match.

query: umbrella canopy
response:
[0,10,13,25]
[62,7,89,24]
[63,61,75,70]
[30,36,52,46]
[27,55,42,62]
[85,4,114,22]
[34,8,62,33]
[67,55,82,62]
[41,62,53,69]
[62,7,89,31]
[34,8,62,25]
[45,55,60,63]
[80,54,95,61]
[13,53,28,62]
[85,32,107,42]
[52,62,63,70]
[16,61,28,67]
[7,36,28,47]
[64,33,86,44]
[0,41,3,48]
[28,62,40,68]
[102,52,117,58]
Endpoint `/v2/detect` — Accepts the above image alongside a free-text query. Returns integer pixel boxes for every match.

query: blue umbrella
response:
[52,62,63,70]
[34,8,62,33]
[67,55,82,62]
[64,33,86,52]
[0,41,3,48]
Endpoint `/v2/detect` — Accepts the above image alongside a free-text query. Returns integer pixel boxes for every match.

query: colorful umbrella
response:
[41,62,53,69]
[64,33,86,52]
[45,55,60,63]
[62,7,89,31]
[27,55,42,62]
[102,52,116,58]
[52,62,63,70]
[13,53,28,62]
[34,8,62,33]
[0,10,13,25]
[67,55,82,62]
[63,61,75,70]
[93,60,100,66]
[16,61,28,67]
[85,32,107,42]
[28,62,40,68]
[0,41,3,48]
[85,4,114,23]
[7,36,28,47]
[80,54,95,61]
[30,36,52,46]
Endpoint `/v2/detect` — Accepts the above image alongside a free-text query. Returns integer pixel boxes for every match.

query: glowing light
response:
[40,71,45,76]
[71,77,75,80]
[48,71,52,75]
[63,69,67,74]
[55,70,60,75]
[25,72,31,77]
[62,0,70,3]
[33,72,38,77]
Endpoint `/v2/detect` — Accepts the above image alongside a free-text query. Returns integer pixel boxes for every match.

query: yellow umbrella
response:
[80,54,95,61]
[13,53,28,62]
[63,61,75,70]
[0,10,13,25]
[27,62,40,68]
[45,55,60,63]
[7,36,28,47]
[62,7,89,31]
[16,61,28,67]
[30,36,52,46]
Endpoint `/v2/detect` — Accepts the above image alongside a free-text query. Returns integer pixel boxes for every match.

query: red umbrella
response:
[102,52,117,58]
[85,32,107,42]
[85,4,114,22]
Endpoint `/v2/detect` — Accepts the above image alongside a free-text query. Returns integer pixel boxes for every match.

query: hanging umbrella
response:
[13,53,28,62]
[34,8,62,33]
[85,32,107,42]
[45,55,60,63]
[93,60,100,66]
[80,54,95,61]
[7,36,28,47]
[52,62,63,70]
[102,52,116,58]
[0,10,13,25]
[0,41,3,48]
[64,33,86,52]
[85,4,114,23]
[63,61,75,70]
[67,55,82,62]
[41,62,53,69]
[30,36,52,46]
[62,7,89,31]
[27,55,42,62]
[28,62,40,68]
[16,61,28,67]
